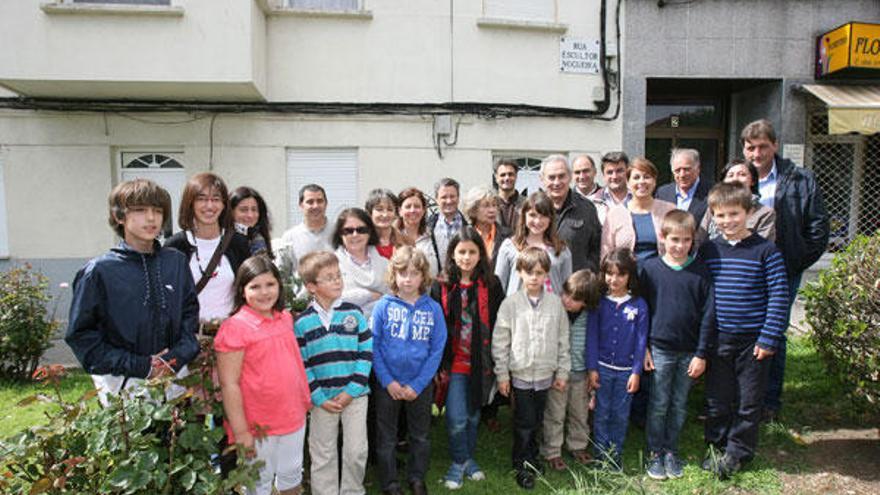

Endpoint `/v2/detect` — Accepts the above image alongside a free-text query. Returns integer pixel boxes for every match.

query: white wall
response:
[0,108,620,258]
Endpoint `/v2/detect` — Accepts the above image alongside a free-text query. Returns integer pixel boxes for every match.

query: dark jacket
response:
[487,223,512,273]
[771,156,830,277]
[555,190,601,272]
[164,230,252,277]
[430,275,504,408]
[65,241,200,379]
[656,179,710,226]
[497,190,526,231]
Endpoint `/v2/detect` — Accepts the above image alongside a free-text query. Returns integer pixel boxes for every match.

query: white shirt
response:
[758,161,778,209]
[186,232,235,320]
[276,220,334,275]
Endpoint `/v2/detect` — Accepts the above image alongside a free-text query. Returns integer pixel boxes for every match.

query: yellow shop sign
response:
[817,22,880,78]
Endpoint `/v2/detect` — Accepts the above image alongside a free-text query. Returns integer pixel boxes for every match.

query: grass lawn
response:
[2,336,876,494]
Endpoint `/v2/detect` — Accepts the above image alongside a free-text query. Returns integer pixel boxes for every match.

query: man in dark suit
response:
[655,148,709,223]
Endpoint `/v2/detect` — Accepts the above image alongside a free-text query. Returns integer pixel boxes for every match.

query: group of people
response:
[63,118,829,494]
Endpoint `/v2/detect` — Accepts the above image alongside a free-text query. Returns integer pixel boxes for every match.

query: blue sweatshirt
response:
[698,234,789,350]
[638,256,716,358]
[585,295,649,375]
[370,293,447,394]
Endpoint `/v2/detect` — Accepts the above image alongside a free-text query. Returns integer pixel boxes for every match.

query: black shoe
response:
[761,407,780,424]
[408,479,428,495]
[515,470,535,490]
[714,454,741,480]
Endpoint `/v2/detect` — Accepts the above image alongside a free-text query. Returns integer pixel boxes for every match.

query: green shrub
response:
[802,233,880,409]
[0,265,58,380]
[0,342,261,494]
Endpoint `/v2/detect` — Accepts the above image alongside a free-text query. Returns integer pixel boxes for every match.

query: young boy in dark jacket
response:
[66,179,200,405]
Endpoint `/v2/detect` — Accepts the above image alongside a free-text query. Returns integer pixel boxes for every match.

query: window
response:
[288,0,359,10]
[484,0,556,22]
[67,0,171,4]
[0,147,9,258]
[287,149,358,227]
[120,152,186,238]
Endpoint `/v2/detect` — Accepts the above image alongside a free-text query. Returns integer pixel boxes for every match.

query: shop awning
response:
[802,84,880,135]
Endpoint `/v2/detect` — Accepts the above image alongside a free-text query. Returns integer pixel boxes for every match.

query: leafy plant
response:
[0,337,262,494]
[283,272,310,313]
[0,265,59,380]
[802,233,880,409]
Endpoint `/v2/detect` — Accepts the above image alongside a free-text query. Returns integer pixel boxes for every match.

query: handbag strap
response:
[195,229,235,294]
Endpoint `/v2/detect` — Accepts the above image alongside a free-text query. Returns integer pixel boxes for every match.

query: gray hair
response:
[571,154,596,171]
[670,148,701,168]
[462,186,500,224]
[539,154,571,176]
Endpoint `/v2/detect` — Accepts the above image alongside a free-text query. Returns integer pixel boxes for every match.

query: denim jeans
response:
[445,373,481,464]
[645,348,694,455]
[511,386,549,471]
[593,367,633,463]
[705,334,771,464]
[374,383,434,490]
[764,271,800,412]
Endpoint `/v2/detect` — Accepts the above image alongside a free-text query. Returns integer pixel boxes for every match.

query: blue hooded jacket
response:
[370,293,447,394]
[65,241,200,379]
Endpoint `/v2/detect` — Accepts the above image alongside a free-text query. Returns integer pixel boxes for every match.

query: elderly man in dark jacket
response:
[539,154,602,272]
[741,119,830,419]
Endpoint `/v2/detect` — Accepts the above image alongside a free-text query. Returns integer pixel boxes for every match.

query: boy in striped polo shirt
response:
[698,182,789,479]
[295,251,373,495]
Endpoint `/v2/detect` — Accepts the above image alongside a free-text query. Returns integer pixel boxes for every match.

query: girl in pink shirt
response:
[215,256,311,495]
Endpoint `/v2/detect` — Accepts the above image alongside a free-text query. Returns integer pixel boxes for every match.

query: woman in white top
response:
[165,172,250,322]
[332,207,390,317]
[494,191,572,296]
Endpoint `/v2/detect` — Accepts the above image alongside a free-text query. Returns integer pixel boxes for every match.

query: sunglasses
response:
[341,226,370,236]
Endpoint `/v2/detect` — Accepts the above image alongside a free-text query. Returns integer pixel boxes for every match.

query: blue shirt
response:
[675,178,700,211]
[585,295,649,375]
[631,212,658,261]
[758,161,777,209]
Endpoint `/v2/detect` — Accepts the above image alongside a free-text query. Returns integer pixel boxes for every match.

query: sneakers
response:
[646,453,666,480]
[443,463,465,490]
[515,470,535,490]
[663,452,684,479]
[463,459,485,481]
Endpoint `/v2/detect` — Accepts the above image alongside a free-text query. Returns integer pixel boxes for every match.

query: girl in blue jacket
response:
[586,248,649,470]
[370,246,447,495]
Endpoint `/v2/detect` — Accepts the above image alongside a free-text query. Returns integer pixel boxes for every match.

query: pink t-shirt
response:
[214,306,312,442]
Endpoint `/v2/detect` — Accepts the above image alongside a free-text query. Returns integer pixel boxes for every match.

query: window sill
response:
[40,3,184,17]
[477,17,568,34]
[268,7,372,20]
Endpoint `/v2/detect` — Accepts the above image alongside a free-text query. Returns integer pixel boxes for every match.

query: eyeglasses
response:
[341,226,370,236]
[316,275,343,284]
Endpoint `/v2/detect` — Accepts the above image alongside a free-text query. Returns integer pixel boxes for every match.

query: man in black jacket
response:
[741,119,830,419]
[539,154,602,272]
[655,148,710,225]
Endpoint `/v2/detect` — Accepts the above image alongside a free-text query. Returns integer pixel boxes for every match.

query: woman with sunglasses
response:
[333,207,390,316]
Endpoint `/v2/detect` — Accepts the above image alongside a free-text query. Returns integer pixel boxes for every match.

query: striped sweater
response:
[294,301,373,406]
[698,234,790,350]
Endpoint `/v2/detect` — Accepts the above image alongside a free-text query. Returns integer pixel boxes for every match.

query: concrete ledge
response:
[477,17,568,34]
[268,7,373,20]
[41,3,184,17]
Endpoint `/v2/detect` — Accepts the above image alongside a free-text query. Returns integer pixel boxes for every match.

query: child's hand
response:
[588,371,600,390]
[552,378,567,391]
[402,385,418,401]
[643,349,655,372]
[753,345,775,361]
[687,356,706,378]
[588,392,596,411]
[234,430,256,458]
[626,373,640,394]
[335,391,353,409]
[321,400,343,413]
[387,381,405,400]
[498,380,510,397]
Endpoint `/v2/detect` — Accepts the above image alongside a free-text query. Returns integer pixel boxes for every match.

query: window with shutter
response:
[286,149,358,228]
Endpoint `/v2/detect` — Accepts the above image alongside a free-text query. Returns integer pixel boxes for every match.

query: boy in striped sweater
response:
[295,251,373,495]
[698,183,789,479]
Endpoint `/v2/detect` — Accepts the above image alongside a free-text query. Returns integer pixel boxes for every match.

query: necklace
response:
[193,235,220,279]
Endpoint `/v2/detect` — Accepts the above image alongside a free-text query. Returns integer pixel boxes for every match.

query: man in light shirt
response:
[277,184,334,278]
[591,151,631,206]
[740,118,829,421]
